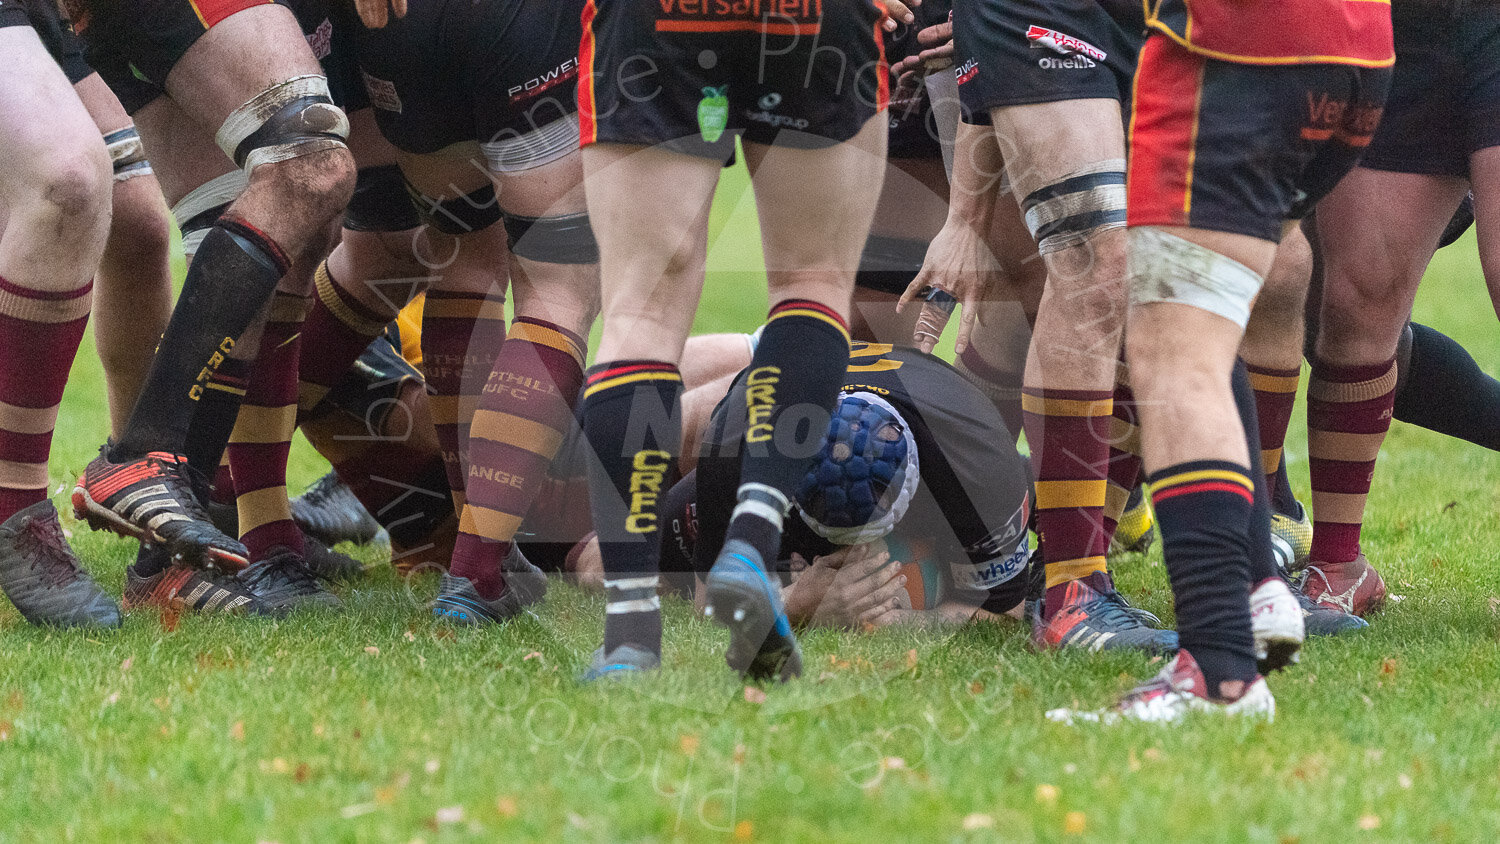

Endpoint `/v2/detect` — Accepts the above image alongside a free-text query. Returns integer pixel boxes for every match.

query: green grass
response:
[3,164,1499,842]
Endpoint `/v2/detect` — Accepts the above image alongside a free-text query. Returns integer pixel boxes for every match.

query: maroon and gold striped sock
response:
[296,261,403,415]
[1307,357,1396,565]
[420,290,507,513]
[1024,388,1113,614]
[1102,377,1144,540]
[956,344,1024,443]
[0,276,91,523]
[452,318,586,599]
[228,292,310,561]
[1245,363,1301,491]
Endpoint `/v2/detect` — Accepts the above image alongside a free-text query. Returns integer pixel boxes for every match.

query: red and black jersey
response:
[1144,0,1394,67]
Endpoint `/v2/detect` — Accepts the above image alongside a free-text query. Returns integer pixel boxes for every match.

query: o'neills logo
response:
[1026,25,1107,61]
[626,450,671,533]
[955,57,979,85]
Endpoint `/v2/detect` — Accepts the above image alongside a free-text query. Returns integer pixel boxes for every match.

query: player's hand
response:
[805,543,908,630]
[893,15,954,78]
[897,221,1004,355]
[881,0,919,32]
[355,0,406,28]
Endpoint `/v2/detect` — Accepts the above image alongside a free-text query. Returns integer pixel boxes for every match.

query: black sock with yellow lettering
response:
[112,217,290,461]
[722,299,851,567]
[582,360,683,655]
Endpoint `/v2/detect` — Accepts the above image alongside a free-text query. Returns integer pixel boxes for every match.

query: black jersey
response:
[688,344,1033,613]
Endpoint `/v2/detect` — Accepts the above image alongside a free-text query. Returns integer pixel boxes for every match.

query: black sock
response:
[1149,459,1259,693]
[112,218,290,461]
[1232,360,1279,584]
[1394,322,1500,451]
[1268,454,1300,517]
[182,357,251,478]
[721,299,851,566]
[582,361,683,655]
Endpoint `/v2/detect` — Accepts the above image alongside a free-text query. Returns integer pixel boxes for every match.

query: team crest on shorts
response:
[361,70,403,114]
[698,86,730,143]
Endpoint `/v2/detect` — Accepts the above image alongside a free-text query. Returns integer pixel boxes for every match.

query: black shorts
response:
[68,0,364,115]
[954,0,1142,123]
[1361,2,1500,177]
[580,0,888,160]
[354,0,582,156]
[884,0,949,160]
[0,0,93,85]
[1127,34,1391,242]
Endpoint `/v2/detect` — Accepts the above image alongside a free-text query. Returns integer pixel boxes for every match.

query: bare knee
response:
[247,147,357,232]
[23,143,111,244]
[104,187,174,272]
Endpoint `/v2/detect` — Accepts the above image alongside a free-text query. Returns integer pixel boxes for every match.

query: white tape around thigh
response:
[480,114,580,174]
[1126,227,1264,328]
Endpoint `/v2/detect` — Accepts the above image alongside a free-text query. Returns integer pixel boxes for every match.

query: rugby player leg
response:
[76,5,355,569]
[437,146,598,617]
[0,22,118,627]
[989,99,1172,651]
[1307,167,1465,615]
[581,140,722,663]
[1239,229,1316,561]
[853,155,949,344]
[714,113,885,576]
[71,74,174,440]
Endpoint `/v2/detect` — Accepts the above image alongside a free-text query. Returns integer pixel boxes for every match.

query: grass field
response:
[3,164,1499,842]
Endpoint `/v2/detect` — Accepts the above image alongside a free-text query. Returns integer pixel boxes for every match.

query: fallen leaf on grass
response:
[1035,784,1059,805]
[295,763,310,783]
[1064,811,1086,835]
[496,796,518,818]
[962,813,994,830]
[161,598,184,633]
[404,631,416,642]
[120,657,133,673]
[523,651,543,662]
[733,820,754,841]
[230,721,245,741]
[679,734,700,757]
[906,649,919,670]
[0,721,11,741]
[1398,773,1413,789]
[1380,658,1398,675]
[425,759,440,774]
[743,686,767,704]
[103,692,120,706]
[1358,814,1381,830]
[364,646,380,656]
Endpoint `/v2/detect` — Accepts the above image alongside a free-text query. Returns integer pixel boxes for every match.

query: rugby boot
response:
[124,547,267,616]
[1109,484,1156,555]
[303,535,367,583]
[73,447,247,569]
[234,547,341,612]
[1032,572,1179,655]
[1047,650,1274,725]
[1249,576,1304,673]
[704,538,802,682]
[431,545,546,625]
[1301,553,1387,617]
[291,471,382,547]
[0,501,120,629]
[1270,499,1314,573]
[1292,576,1368,635]
[581,644,661,682]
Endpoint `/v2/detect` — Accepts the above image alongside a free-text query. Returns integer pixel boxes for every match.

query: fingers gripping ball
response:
[796,393,920,545]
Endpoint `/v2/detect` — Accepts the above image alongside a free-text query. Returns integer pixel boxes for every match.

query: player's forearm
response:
[945,121,1005,234]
